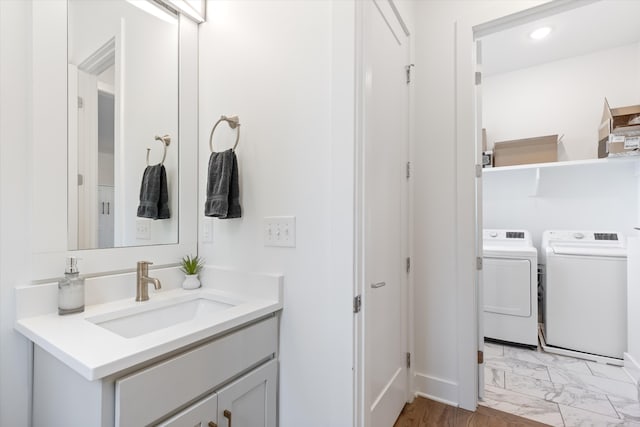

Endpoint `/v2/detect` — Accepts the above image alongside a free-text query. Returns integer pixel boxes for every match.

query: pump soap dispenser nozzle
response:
[65,256,79,274]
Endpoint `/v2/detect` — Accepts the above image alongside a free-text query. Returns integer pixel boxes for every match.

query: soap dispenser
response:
[58,257,85,315]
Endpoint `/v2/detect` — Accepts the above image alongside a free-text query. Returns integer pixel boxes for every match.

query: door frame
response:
[454,0,601,411]
[353,1,413,426]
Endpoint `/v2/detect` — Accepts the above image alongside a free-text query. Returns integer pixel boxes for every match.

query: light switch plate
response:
[202,218,213,243]
[136,219,151,240]
[263,216,296,247]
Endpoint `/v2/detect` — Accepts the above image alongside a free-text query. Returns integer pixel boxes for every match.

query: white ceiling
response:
[481,0,640,76]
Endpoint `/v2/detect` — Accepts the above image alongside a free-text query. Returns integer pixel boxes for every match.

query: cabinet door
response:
[216,359,277,427]
[116,317,277,427]
[157,392,218,427]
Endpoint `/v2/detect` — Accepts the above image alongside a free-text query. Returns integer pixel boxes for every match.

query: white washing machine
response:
[542,230,627,359]
[483,229,538,347]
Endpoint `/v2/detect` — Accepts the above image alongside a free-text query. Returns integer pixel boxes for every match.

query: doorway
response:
[469,1,640,425]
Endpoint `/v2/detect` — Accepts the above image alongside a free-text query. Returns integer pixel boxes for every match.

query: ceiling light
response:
[529,26,552,40]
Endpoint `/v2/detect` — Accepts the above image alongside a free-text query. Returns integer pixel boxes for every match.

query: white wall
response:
[483,161,638,255]
[484,43,640,161]
[198,2,354,426]
[412,0,548,406]
[0,1,33,425]
[626,235,640,384]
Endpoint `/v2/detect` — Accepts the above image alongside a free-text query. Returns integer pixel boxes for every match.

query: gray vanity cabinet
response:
[32,316,278,427]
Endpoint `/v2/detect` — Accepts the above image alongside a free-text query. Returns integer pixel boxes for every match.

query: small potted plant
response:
[180,254,204,289]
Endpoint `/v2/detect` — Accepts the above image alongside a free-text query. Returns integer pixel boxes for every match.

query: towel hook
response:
[147,135,171,166]
[209,115,241,153]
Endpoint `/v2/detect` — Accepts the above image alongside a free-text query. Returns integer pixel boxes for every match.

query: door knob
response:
[371,281,386,289]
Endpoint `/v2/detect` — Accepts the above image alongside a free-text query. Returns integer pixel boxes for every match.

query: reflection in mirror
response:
[68,0,179,250]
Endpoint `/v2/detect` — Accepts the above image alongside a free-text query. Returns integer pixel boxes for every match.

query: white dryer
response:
[542,230,627,359]
[483,229,538,347]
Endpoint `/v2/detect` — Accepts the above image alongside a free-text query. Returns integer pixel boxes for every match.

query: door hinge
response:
[77,174,84,186]
[475,164,482,178]
[406,352,411,368]
[406,257,411,273]
[77,96,84,108]
[478,350,484,364]
[406,64,415,84]
[406,161,411,179]
[353,294,362,313]
[476,257,483,270]
[475,71,482,85]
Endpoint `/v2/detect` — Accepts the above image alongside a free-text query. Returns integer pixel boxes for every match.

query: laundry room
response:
[478,1,640,424]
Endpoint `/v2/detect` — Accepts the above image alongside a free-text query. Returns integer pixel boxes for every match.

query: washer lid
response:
[550,244,627,258]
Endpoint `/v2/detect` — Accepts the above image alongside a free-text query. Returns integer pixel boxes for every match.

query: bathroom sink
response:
[87,296,234,338]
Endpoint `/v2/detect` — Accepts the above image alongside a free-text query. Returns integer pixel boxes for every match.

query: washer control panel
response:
[595,233,618,241]
[545,230,623,245]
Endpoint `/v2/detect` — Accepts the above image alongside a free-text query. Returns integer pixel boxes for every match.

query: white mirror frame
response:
[30,1,197,281]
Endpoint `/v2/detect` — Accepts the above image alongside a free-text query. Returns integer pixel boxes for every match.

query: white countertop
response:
[15,266,283,381]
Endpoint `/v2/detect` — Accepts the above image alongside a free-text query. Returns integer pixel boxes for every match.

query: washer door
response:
[484,257,531,317]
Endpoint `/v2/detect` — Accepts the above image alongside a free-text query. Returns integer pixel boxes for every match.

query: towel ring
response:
[147,135,171,166]
[209,115,240,153]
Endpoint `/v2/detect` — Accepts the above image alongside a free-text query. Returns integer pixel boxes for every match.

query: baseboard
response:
[624,352,640,385]
[413,372,458,407]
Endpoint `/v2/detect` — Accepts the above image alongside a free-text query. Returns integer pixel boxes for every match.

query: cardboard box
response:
[493,135,558,167]
[598,98,640,158]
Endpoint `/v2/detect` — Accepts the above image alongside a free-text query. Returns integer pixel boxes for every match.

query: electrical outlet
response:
[263,216,296,247]
[136,219,151,240]
[202,218,213,243]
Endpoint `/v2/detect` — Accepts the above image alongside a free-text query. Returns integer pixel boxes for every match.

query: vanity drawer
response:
[115,316,277,427]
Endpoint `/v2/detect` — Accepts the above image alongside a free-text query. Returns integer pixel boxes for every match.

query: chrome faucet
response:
[136,261,162,301]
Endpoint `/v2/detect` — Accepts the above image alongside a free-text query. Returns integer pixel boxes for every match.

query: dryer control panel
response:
[483,229,532,246]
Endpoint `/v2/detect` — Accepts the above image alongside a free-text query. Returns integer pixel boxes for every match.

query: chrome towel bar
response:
[209,115,240,153]
[146,134,171,166]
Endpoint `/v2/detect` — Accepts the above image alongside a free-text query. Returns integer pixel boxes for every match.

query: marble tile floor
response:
[481,341,640,426]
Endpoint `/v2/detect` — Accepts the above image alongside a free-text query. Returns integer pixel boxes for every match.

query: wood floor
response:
[393,396,551,427]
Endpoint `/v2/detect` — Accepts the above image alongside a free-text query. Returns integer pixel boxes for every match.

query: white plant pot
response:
[182,274,201,290]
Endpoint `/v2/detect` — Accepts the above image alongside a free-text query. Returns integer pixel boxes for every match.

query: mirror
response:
[29,0,197,281]
[67,0,179,250]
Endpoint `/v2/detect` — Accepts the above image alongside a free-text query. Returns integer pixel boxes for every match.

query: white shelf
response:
[482,155,640,173]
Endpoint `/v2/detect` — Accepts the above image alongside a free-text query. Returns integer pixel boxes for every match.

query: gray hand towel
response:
[205,149,242,219]
[137,164,170,219]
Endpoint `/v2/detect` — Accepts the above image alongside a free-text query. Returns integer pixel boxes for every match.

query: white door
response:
[483,258,532,317]
[475,39,485,400]
[77,69,99,249]
[157,393,218,427]
[216,360,277,427]
[362,1,410,426]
